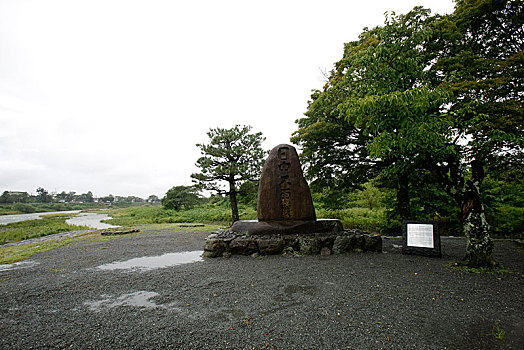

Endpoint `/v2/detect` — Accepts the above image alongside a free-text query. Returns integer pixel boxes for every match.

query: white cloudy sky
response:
[0,0,455,199]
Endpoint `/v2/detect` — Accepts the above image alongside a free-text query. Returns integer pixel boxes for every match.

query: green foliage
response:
[487,206,524,239]
[292,91,377,189]
[162,185,201,210]
[0,237,81,265]
[492,321,506,341]
[0,215,90,245]
[237,181,258,208]
[191,125,266,222]
[448,262,513,275]
[12,203,37,214]
[316,207,386,234]
[104,203,257,226]
[355,182,384,210]
[0,191,30,204]
[482,164,524,238]
[80,191,94,203]
[191,125,266,193]
[36,187,52,203]
[311,186,356,211]
[293,1,523,264]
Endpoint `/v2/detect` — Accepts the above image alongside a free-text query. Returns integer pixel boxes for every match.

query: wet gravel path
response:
[0,228,523,349]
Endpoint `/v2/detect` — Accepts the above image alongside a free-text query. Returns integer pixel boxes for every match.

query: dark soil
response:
[1,228,523,349]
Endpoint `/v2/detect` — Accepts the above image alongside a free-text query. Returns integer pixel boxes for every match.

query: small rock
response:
[364,234,382,252]
[100,229,139,236]
[299,237,321,255]
[333,236,350,254]
[354,235,365,252]
[320,247,331,256]
[229,237,258,255]
[203,239,228,258]
[258,238,285,255]
[282,246,296,255]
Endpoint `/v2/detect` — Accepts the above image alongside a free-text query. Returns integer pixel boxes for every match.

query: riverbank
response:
[0,224,522,349]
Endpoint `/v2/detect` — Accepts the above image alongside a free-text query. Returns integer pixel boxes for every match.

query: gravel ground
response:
[0,227,523,350]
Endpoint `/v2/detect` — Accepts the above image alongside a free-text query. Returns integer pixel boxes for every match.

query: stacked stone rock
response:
[203,144,382,257]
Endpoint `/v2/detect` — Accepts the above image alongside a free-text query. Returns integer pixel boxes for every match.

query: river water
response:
[0,211,120,229]
[0,210,81,225]
[66,213,120,229]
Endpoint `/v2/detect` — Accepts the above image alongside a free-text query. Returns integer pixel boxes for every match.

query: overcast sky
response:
[0,0,455,199]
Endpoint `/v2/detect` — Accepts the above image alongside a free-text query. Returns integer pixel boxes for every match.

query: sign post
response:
[402,220,441,257]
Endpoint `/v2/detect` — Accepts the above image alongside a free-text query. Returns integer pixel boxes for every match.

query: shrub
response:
[12,203,36,213]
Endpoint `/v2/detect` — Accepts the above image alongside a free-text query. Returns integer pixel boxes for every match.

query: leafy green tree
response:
[292,90,379,191]
[296,7,441,220]
[100,195,114,204]
[147,195,160,204]
[162,186,201,210]
[62,191,76,202]
[421,0,523,267]
[57,191,67,202]
[80,191,94,203]
[356,182,384,210]
[237,180,258,208]
[345,2,521,266]
[0,191,8,204]
[191,125,266,222]
[36,187,52,203]
[482,162,524,238]
[296,1,522,267]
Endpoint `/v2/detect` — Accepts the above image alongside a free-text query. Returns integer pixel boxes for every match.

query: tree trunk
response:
[229,181,240,223]
[397,172,411,221]
[461,160,497,268]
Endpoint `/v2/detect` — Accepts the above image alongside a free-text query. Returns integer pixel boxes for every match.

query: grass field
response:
[103,205,257,226]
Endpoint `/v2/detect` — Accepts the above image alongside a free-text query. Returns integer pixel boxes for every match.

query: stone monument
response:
[203,144,382,257]
[231,144,343,235]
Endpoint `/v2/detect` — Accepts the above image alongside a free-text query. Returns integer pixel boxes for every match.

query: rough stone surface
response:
[257,238,286,255]
[204,229,382,257]
[299,237,321,255]
[228,237,257,256]
[364,234,383,252]
[230,218,343,235]
[320,247,331,256]
[203,239,227,258]
[333,235,351,254]
[230,143,343,236]
[257,144,316,221]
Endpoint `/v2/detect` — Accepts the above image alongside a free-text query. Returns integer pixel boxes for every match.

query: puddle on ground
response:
[0,260,40,272]
[96,251,203,272]
[84,291,162,311]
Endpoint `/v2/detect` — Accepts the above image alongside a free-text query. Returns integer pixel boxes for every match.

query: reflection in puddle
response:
[84,291,162,311]
[96,251,203,271]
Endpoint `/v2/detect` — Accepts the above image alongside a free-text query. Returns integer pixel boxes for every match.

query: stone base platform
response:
[230,218,344,235]
[203,228,382,258]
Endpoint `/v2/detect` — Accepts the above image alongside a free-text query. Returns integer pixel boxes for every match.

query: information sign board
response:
[402,220,441,257]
